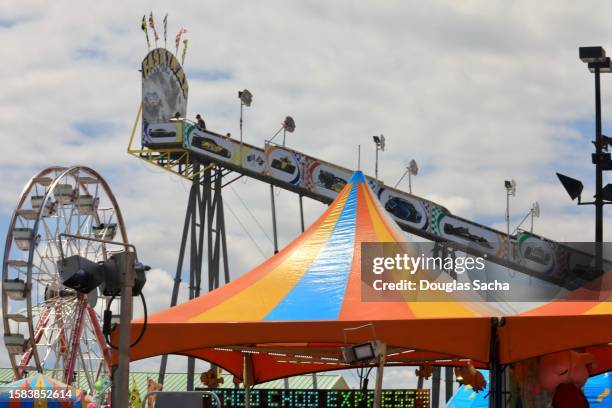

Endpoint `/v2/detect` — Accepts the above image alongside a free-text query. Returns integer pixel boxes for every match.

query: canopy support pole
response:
[244,354,253,408]
[372,343,386,408]
[489,317,504,408]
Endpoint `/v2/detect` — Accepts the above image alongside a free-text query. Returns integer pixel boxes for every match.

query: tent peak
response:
[348,171,366,183]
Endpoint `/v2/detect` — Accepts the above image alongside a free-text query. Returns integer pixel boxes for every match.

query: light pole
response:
[373,135,385,184]
[504,179,516,239]
[238,89,253,166]
[557,47,612,273]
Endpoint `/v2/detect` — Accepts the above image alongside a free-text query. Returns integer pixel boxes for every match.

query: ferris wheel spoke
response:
[18,306,52,373]
[78,346,96,392]
[86,304,111,370]
[65,295,87,385]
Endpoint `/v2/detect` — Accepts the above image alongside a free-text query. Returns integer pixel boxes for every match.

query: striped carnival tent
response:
[0,373,83,407]
[125,171,502,383]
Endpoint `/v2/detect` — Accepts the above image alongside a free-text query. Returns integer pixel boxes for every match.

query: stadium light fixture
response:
[556,173,584,202]
[238,89,253,107]
[602,183,612,201]
[513,201,541,234]
[394,159,419,193]
[373,134,385,184]
[238,89,253,166]
[269,116,296,146]
[282,116,296,146]
[505,179,517,246]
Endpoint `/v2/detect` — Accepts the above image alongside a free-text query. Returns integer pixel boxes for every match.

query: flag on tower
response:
[181,38,189,65]
[141,15,150,49]
[163,13,168,48]
[149,12,159,46]
[175,27,187,55]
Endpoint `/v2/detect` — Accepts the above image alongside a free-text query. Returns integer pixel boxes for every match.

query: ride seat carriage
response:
[53,184,76,204]
[13,228,36,251]
[92,223,117,241]
[76,194,99,215]
[30,195,56,217]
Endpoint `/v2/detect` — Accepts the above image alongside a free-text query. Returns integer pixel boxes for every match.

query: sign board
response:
[201,388,430,408]
[264,145,303,186]
[141,48,189,145]
[184,124,267,173]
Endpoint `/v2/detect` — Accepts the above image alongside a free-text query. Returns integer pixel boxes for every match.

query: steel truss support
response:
[444,366,453,402]
[431,366,441,408]
[158,164,230,388]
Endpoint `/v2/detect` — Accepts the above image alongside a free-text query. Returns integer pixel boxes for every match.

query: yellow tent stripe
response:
[362,185,394,242]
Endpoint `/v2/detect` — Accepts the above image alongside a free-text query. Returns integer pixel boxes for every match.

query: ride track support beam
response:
[270,185,279,254]
[158,163,230,389]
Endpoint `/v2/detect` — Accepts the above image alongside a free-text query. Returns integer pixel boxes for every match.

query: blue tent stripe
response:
[264,182,358,321]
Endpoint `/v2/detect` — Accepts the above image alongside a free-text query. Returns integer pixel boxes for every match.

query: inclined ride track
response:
[2,166,127,391]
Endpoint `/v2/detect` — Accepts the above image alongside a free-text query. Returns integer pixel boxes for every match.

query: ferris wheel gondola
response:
[2,166,128,392]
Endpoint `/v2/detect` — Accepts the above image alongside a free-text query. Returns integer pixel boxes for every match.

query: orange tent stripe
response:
[338,184,415,320]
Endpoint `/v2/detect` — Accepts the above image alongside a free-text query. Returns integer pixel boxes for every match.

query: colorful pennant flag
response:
[163,13,168,48]
[149,12,159,46]
[181,38,189,65]
[175,27,187,55]
[129,377,142,408]
[141,15,150,49]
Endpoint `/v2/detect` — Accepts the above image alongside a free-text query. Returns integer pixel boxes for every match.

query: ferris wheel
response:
[2,166,127,391]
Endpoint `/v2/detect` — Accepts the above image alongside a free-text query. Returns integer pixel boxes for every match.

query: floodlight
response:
[556,173,584,201]
[408,159,418,176]
[58,255,104,294]
[352,342,376,361]
[373,135,385,182]
[588,57,612,73]
[532,202,540,218]
[282,116,296,133]
[238,89,253,107]
[602,135,612,151]
[579,47,607,63]
[100,252,149,297]
[602,184,612,201]
[341,341,382,364]
[504,179,516,196]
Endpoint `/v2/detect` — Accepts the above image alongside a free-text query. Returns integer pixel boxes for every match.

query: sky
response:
[1,0,612,398]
